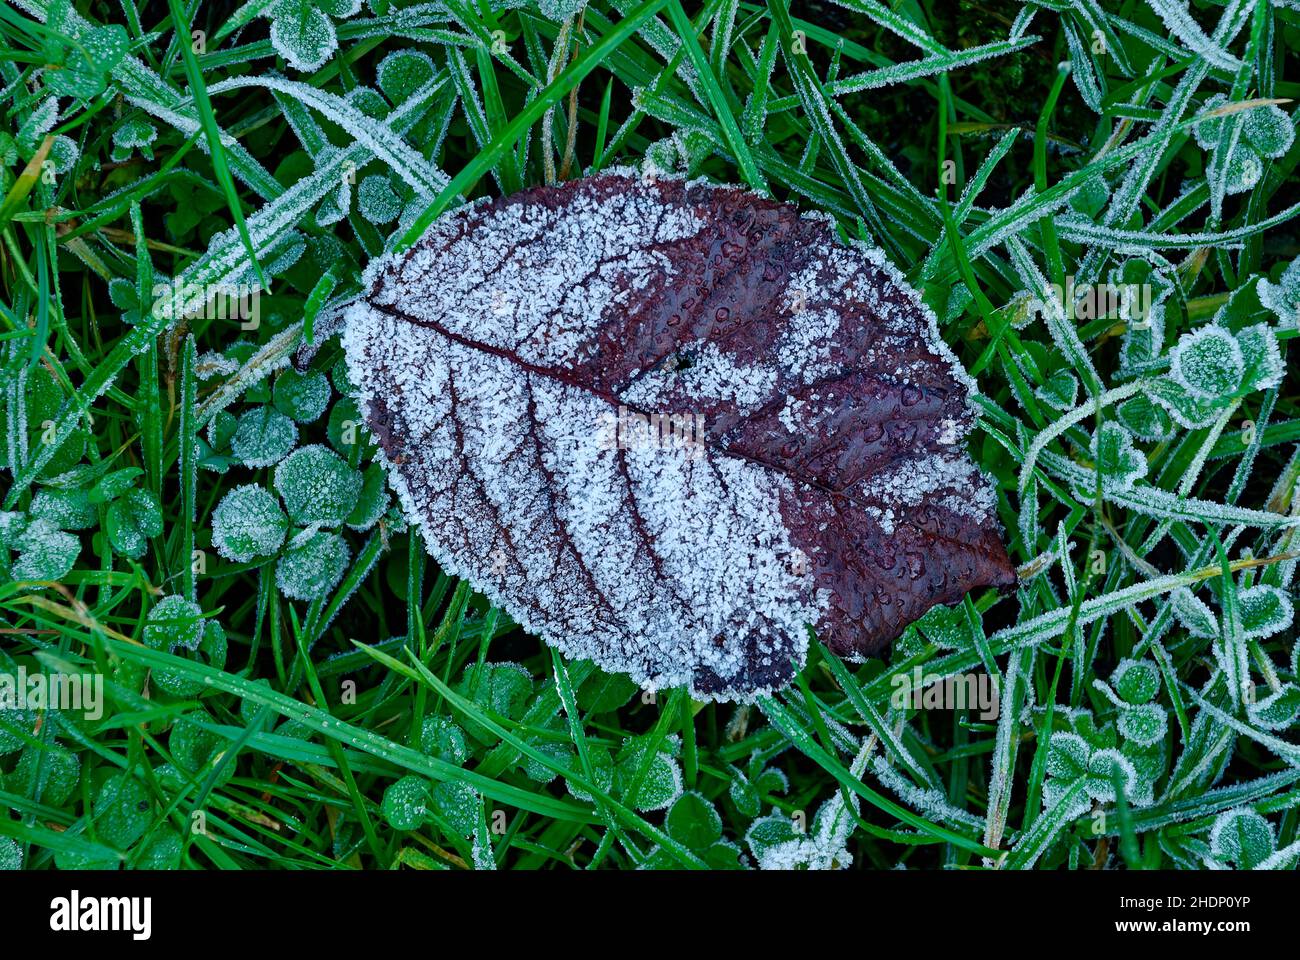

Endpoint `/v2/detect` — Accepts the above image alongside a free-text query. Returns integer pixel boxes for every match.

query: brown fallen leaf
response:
[345,170,1015,700]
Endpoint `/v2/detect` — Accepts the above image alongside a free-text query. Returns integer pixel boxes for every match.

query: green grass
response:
[1,0,1299,871]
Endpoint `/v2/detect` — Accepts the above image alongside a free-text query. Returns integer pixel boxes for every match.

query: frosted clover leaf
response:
[231,407,298,468]
[381,774,429,831]
[641,791,741,868]
[265,0,362,72]
[41,0,127,100]
[1248,684,1300,732]
[1112,658,1160,705]
[346,464,389,532]
[274,369,331,424]
[1042,732,1146,819]
[456,662,534,745]
[276,529,350,601]
[746,788,857,870]
[1258,257,1300,327]
[344,171,1015,700]
[1091,423,1147,495]
[1195,96,1296,196]
[105,489,163,559]
[613,735,683,812]
[1171,587,1219,639]
[430,780,479,836]
[1168,324,1243,400]
[212,484,289,562]
[143,596,228,697]
[1208,808,1275,869]
[1149,322,1283,428]
[1237,584,1294,640]
[274,445,363,527]
[358,176,402,225]
[31,487,96,530]
[1036,369,1078,412]
[110,119,156,162]
[5,516,79,582]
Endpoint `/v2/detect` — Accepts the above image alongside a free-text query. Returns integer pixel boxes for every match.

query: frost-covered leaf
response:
[212,484,289,562]
[537,0,586,20]
[1258,257,1300,327]
[1116,393,1172,442]
[1091,422,1146,495]
[231,407,298,468]
[1243,103,1295,159]
[267,0,339,72]
[110,118,156,162]
[1084,748,1137,803]
[30,487,96,530]
[274,445,362,527]
[93,774,151,850]
[665,791,723,849]
[381,774,428,830]
[1112,659,1160,705]
[9,518,79,581]
[454,661,533,745]
[1248,685,1300,732]
[358,175,402,224]
[747,788,857,870]
[1045,731,1089,781]
[143,595,204,655]
[1171,587,1219,639]
[275,529,350,601]
[1145,376,1231,430]
[1237,584,1294,640]
[344,171,1015,700]
[1117,703,1167,748]
[346,463,389,531]
[1036,369,1078,412]
[273,369,331,423]
[575,670,639,713]
[914,601,973,650]
[0,837,21,870]
[1209,808,1275,869]
[11,742,80,806]
[143,596,227,696]
[418,715,469,765]
[564,746,614,803]
[1168,325,1244,401]
[1236,323,1285,392]
[41,3,127,101]
[105,489,163,559]
[614,735,683,812]
[376,49,437,104]
[429,779,478,836]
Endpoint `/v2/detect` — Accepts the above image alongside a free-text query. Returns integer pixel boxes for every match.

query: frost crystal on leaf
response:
[212,484,289,562]
[345,171,1015,700]
[274,444,362,527]
[1168,324,1243,400]
[231,407,298,468]
[275,528,349,601]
